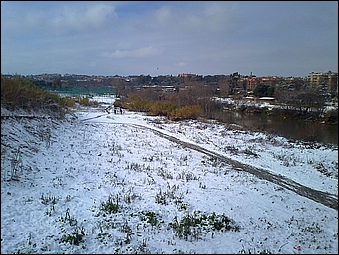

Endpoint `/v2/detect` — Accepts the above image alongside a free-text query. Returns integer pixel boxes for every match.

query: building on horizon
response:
[307,71,338,93]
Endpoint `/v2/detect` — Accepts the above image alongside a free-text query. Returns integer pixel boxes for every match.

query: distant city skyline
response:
[1,1,338,78]
[3,71,337,79]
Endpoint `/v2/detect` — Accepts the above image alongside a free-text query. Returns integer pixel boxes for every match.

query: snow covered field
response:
[1,103,338,254]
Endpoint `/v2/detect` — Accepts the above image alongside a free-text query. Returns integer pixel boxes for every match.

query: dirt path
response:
[81,116,338,211]
[138,124,338,211]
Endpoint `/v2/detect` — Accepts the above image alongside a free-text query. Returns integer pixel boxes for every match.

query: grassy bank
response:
[1,76,76,118]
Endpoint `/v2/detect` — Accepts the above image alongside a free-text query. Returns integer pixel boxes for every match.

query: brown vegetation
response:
[1,76,74,117]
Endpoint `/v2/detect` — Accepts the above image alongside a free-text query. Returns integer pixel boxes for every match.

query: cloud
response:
[155,6,172,25]
[50,3,117,34]
[177,62,187,67]
[210,3,245,35]
[1,1,337,77]
[151,2,241,35]
[154,5,204,34]
[102,46,163,58]
[1,3,117,35]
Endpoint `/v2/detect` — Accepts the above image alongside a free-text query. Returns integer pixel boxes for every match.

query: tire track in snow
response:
[81,115,338,211]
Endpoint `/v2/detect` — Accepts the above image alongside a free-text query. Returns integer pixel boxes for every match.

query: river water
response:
[210,110,338,146]
[51,90,337,145]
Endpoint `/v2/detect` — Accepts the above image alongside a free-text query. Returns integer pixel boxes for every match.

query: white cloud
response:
[50,3,117,34]
[102,46,162,58]
[1,1,337,76]
[203,2,239,32]
[86,4,116,26]
[155,5,172,25]
[1,3,117,35]
[177,62,187,67]
[149,2,242,37]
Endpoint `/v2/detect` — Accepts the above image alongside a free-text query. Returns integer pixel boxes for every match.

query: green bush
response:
[169,211,239,240]
[61,97,75,107]
[124,95,152,112]
[150,102,176,116]
[74,96,98,106]
[1,76,75,116]
[122,95,201,121]
[61,231,85,245]
[169,105,201,120]
[139,211,159,227]
[100,194,119,214]
[253,83,274,97]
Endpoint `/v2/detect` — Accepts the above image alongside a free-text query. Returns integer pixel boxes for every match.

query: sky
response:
[1,1,338,77]
[1,98,338,253]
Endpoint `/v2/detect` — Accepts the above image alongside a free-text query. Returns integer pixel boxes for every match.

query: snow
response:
[1,102,338,254]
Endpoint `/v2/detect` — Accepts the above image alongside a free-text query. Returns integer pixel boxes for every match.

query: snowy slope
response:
[1,104,338,254]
